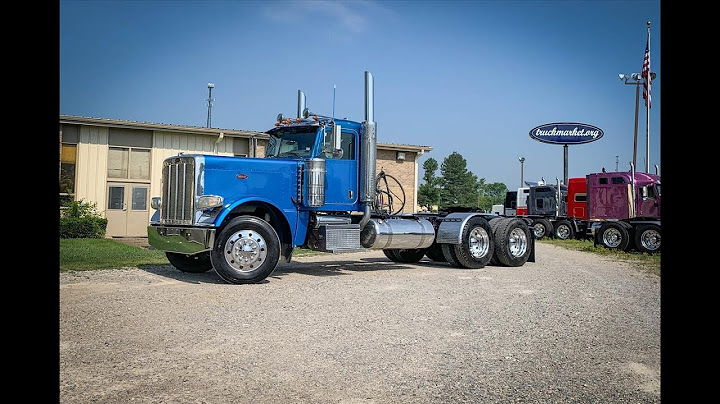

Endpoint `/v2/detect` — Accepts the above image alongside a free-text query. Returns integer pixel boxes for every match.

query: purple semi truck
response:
[587,165,661,254]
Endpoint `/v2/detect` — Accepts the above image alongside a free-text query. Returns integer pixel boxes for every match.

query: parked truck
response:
[503,167,661,254]
[502,179,582,241]
[586,167,661,254]
[147,72,536,284]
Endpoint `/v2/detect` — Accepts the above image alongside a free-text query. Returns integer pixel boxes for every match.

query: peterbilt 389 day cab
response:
[147,72,535,284]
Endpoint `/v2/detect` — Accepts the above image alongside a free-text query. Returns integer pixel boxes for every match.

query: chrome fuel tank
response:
[360,217,435,250]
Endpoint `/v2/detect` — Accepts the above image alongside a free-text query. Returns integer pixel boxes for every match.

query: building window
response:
[132,186,147,210]
[108,147,150,179]
[60,144,77,197]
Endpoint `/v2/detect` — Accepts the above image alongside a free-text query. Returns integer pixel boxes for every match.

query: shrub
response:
[59,199,108,238]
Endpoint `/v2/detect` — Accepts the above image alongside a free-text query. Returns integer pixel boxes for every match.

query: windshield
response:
[266,126,319,158]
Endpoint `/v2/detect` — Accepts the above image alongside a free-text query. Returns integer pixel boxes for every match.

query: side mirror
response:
[331,124,343,158]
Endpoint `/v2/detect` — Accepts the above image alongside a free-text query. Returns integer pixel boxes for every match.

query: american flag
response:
[641,38,651,108]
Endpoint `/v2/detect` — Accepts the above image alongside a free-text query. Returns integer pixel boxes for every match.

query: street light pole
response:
[206,83,215,128]
[518,157,525,187]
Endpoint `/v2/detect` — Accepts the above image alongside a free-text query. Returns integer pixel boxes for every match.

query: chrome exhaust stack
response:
[297,90,306,119]
[359,71,377,230]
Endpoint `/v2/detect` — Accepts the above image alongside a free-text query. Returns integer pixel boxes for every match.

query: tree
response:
[417,158,440,210]
[477,181,508,212]
[439,152,479,207]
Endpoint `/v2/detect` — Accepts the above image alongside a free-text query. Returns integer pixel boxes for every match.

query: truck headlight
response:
[197,195,224,210]
[151,197,162,210]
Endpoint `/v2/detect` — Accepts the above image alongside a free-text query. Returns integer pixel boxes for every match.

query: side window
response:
[323,131,355,160]
[646,186,656,199]
[574,193,587,202]
[598,178,608,185]
[611,177,626,184]
[340,132,355,160]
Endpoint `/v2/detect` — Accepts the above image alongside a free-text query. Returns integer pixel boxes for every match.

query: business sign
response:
[529,122,603,145]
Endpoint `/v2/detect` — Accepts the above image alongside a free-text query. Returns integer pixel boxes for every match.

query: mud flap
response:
[528,232,536,263]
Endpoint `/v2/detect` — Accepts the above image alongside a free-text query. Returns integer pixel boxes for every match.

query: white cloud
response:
[261,0,394,33]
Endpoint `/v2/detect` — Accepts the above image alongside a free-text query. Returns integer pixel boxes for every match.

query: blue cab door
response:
[322,129,358,210]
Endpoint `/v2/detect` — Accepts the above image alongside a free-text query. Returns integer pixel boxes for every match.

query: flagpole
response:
[645,21,651,173]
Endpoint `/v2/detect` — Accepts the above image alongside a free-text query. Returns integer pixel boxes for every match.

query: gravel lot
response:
[59,242,660,403]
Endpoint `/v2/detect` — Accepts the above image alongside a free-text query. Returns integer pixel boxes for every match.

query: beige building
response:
[59,115,431,238]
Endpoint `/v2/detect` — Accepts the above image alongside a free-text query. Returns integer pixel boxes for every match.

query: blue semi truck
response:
[147,72,536,284]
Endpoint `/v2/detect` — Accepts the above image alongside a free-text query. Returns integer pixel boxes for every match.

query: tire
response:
[424,242,447,262]
[449,216,494,269]
[618,222,635,251]
[165,251,213,273]
[493,217,532,267]
[393,249,426,263]
[488,217,504,266]
[634,224,661,254]
[383,249,400,261]
[441,243,462,267]
[597,222,630,251]
[210,216,281,284]
[554,220,575,240]
[530,218,553,240]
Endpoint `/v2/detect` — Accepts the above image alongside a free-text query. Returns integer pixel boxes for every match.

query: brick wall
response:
[376,149,417,213]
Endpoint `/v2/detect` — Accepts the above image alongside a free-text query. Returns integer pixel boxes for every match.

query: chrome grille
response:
[161,157,195,225]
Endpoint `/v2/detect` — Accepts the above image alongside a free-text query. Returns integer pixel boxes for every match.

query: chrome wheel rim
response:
[602,228,622,248]
[508,227,528,257]
[468,227,491,259]
[533,223,546,238]
[224,229,267,272]
[640,229,661,251]
[556,225,569,239]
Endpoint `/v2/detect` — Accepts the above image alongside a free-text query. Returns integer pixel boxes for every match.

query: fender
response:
[435,212,492,244]
[214,197,306,246]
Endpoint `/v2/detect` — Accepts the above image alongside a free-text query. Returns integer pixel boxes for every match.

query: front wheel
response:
[530,218,553,240]
[554,220,575,240]
[210,216,281,284]
[166,252,212,273]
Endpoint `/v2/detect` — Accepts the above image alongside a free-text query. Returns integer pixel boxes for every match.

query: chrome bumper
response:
[147,225,215,254]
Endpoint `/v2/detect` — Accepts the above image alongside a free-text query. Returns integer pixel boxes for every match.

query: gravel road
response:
[59,242,661,403]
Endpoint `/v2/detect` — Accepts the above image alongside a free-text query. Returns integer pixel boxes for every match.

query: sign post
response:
[529,122,604,184]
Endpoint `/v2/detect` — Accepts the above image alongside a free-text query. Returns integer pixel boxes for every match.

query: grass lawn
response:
[59,238,327,272]
[59,238,169,271]
[538,238,660,276]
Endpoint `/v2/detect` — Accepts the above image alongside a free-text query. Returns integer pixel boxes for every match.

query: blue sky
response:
[59,0,661,189]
